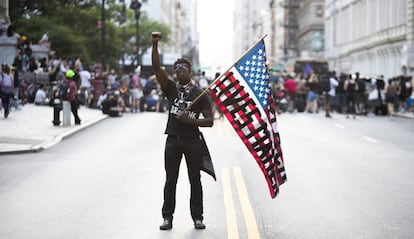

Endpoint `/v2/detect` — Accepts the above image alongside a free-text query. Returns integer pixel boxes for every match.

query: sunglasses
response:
[175,64,189,72]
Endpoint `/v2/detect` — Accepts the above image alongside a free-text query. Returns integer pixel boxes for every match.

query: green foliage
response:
[9,0,170,71]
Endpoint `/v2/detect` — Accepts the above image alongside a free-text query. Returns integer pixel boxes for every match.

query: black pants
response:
[1,93,12,117]
[347,96,356,114]
[162,135,203,221]
[70,100,81,124]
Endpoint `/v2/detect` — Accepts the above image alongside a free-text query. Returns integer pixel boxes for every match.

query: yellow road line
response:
[233,167,260,239]
[222,168,240,239]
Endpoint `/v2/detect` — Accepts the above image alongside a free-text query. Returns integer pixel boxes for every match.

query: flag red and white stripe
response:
[209,39,287,198]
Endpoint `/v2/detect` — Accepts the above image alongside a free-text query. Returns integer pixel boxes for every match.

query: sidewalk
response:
[0,104,108,154]
[393,111,414,119]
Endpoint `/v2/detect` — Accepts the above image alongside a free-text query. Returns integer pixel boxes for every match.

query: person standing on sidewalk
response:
[345,74,359,119]
[324,71,339,118]
[151,32,214,230]
[283,74,296,113]
[0,65,15,118]
[385,78,398,120]
[65,70,81,125]
[11,60,21,110]
[304,73,320,114]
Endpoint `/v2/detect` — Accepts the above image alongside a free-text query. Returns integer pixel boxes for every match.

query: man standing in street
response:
[151,32,214,230]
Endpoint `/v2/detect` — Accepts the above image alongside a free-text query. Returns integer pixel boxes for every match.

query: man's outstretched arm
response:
[151,32,169,89]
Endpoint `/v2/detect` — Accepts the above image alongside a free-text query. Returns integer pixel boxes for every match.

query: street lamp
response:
[101,0,106,66]
[120,1,127,70]
[130,0,142,68]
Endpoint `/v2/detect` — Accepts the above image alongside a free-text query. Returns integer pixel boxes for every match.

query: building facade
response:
[0,0,7,20]
[231,0,324,70]
[297,0,324,58]
[141,0,199,67]
[325,0,414,79]
[232,0,280,67]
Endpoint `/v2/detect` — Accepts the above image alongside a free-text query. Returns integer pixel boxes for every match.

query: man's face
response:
[175,63,191,85]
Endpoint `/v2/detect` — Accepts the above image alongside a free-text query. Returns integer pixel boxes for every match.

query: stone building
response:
[297,0,325,58]
[0,0,7,20]
[324,0,414,79]
[141,0,199,68]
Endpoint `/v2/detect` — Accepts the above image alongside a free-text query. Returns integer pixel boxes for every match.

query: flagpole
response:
[183,34,268,111]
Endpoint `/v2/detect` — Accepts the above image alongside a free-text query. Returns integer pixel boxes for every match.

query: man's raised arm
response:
[151,32,169,89]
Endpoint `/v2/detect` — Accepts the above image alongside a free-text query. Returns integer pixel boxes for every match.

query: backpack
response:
[320,77,330,93]
[0,72,13,94]
[58,80,70,100]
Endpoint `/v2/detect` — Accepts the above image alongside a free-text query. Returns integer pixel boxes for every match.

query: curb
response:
[393,112,414,119]
[0,115,108,155]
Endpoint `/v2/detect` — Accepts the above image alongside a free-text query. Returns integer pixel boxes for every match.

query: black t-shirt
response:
[162,80,211,138]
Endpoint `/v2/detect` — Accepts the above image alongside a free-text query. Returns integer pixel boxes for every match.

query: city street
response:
[0,112,414,239]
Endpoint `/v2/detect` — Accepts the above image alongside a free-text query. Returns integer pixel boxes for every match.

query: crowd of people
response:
[2,54,414,121]
[0,24,168,120]
[1,20,413,121]
[271,70,414,120]
[0,45,222,121]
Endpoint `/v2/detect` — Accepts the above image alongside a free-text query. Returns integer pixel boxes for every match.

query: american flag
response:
[209,39,287,198]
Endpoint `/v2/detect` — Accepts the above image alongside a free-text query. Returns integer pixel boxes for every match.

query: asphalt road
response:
[0,112,413,239]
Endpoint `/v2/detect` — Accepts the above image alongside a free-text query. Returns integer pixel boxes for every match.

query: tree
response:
[8,0,170,72]
[122,13,171,68]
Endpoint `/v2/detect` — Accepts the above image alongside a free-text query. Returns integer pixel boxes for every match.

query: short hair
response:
[173,58,191,71]
[2,64,10,73]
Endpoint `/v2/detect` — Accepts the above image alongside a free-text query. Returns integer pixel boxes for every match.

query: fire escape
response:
[280,0,299,61]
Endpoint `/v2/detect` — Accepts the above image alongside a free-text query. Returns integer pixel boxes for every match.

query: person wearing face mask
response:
[151,32,214,230]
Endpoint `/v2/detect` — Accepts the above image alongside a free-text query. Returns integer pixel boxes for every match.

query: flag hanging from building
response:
[209,39,287,198]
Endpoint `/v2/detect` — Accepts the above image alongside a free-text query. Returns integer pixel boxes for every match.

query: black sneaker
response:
[194,219,206,230]
[159,218,173,230]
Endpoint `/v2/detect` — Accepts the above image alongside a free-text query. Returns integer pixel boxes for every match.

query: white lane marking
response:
[363,136,378,143]
[233,167,260,239]
[222,168,240,239]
